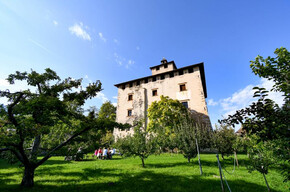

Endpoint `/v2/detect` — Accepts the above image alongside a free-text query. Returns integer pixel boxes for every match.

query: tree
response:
[213,124,236,159]
[0,68,123,187]
[148,95,188,133]
[220,47,290,183]
[147,95,188,150]
[98,101,116,121]
[250,47,289,99]
[174,117,198,163]
[221,47,289,140]
[115,121,158,167]
[246,135,275,192]
[40,101,117,158]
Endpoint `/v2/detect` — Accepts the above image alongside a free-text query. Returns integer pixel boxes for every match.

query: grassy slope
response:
[0,154,288,192]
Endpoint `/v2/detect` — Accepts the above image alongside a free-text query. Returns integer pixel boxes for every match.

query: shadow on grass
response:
[0,168,278,192]
[42,159,73,166]
[0,156,282,192]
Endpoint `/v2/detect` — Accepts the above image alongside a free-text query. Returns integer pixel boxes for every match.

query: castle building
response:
[113,58,210,138]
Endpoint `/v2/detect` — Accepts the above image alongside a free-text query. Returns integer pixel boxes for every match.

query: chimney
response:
[161,57,167,64]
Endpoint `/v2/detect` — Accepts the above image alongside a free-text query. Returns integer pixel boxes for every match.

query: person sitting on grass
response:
[75,147,83,161]
[107,148,112,159]
[97,148,102,159]
[109,148,116,159]
[94,149,98,159]
[102,148,108,160]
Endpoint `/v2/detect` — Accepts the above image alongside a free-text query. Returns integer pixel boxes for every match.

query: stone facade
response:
[113,58,210,139]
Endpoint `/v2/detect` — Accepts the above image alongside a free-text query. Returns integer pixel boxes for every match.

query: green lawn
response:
[0,154,288,192]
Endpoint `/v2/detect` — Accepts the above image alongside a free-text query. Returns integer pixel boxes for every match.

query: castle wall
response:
[113,66,209,139]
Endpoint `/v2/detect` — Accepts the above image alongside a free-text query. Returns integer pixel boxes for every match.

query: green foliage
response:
[221,87,289,141]
[115,121,158,167]
[98,101,116,121]
[232,136,248,153]
[213,124,236,159]
[147,95,188,134]
[247,135,275,175]
[0,68,126,187]
[147,95,189,151]
[250,47,290,98]
[220,47,290,183]
[174,117,197,162]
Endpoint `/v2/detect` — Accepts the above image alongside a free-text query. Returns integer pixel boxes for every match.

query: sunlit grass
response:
[0,154,288,192]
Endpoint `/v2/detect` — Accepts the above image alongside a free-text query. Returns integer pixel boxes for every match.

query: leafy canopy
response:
[0,68,125,187]
[147,95,188,134]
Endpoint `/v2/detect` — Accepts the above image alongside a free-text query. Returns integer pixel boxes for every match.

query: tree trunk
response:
[187,157,190,163]
[21,166,35,187]
[141,157,145,168]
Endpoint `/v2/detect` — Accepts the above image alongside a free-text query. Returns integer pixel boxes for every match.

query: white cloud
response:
[98,32,106,42]
[113,53,135,69]
[84,75,89,79]
[112,96,118,99]
[208,99,218,106]
[114,52,124,66]
[53,20,58,26]
[96,92,109,103]
[126,59,135,68]
[112,102,117,107]
[260,78,284,106]
[136,46,140,50]
[69,23,91,41]
[219,78,284,118]
[0,79,9,87]
[0,79,35,105]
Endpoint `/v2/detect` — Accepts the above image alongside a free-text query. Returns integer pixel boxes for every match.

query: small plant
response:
[115,121,158,167]
[247,135,275,192]
[213,124,236,159]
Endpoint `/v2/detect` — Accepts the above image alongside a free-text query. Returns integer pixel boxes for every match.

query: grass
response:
[0,153,288,192]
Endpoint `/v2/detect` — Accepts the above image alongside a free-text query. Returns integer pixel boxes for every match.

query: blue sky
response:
[0,0,289,129]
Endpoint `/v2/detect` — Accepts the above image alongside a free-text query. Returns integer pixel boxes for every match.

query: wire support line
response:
[218,160,232,192]
[221,155,236,175]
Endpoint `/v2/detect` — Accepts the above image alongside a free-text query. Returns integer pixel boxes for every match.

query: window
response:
[180,84,186,91]
[152,90,158,96]
[128,94,133,101]
[182,102,188,108]
[156,66,160,70]
[188,67,193,73]
[127,109,132,116]
[164,64,168,68]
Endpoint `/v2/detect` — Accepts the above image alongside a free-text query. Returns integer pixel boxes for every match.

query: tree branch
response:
[7,92,24,127]
[36,122,94,167]
[29,135,41,160]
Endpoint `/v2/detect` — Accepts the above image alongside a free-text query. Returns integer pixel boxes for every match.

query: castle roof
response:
[114,62,208,98]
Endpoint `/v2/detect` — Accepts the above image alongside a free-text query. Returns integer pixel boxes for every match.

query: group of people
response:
[94,148,116,160]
